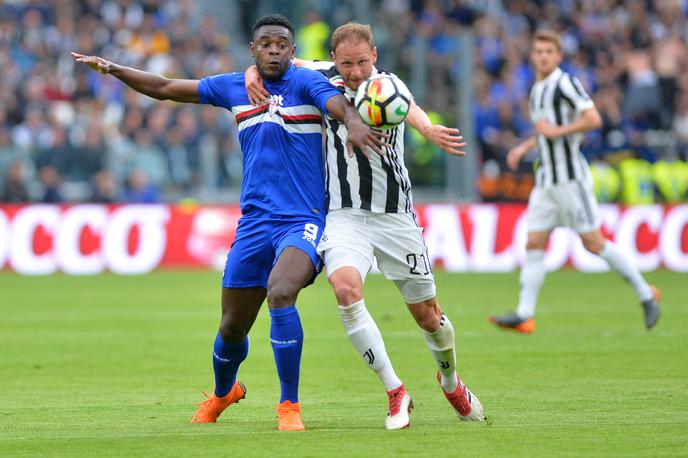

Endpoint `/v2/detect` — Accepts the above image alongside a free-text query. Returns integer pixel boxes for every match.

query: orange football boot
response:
[277,400,305,431]
[191,381,246,423]
[489,313,535,334]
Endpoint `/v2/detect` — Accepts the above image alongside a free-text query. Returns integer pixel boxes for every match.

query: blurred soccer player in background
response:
[73,13,385,431]
[247,22,484,429]
[489,30,661,334]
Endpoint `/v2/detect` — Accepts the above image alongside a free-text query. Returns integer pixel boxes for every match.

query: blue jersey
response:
[198,65,342,220]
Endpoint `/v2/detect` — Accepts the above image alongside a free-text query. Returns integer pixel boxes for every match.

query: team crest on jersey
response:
[268,94,284,116]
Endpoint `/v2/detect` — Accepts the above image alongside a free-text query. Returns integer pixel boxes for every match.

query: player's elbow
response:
[154,85,172,101]
[586,110,603,130]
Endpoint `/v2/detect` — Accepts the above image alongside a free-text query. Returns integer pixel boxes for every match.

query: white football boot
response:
[438,372,485,421]
[385,384,413,430]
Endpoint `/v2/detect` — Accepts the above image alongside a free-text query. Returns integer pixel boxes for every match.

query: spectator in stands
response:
[90,169,118,203]
[2,160,30,203]
[0,127,20,191]
[38,165,62,203]
[122,168,160,203]
[296,11,330,61]
[0,0,686,203]
[36,124,73,176]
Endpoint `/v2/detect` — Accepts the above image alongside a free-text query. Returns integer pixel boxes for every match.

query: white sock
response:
[423,314,459,393]
[339,300,402,392]
[516,250,546,319]
[598,241,653,301]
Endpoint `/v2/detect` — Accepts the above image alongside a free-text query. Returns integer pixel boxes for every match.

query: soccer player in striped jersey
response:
[246,22,484,429]
[489,30,660,334]
[73,14,386,431]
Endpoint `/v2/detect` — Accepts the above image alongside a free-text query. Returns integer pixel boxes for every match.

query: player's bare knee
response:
[219,320,247,343]
[331,279,362,306]
[267,282,298,308]
[409,299,442,332]
[526,238,546,250]
[583,238,604,254]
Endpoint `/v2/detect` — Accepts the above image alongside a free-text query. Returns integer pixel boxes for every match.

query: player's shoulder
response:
[376,68,395,78]
[294,64,345,94]
[295,62,339,81]
[202,72,244,86]
[560,71,576,83]
[301,60,337,73]
[293,65,329,76]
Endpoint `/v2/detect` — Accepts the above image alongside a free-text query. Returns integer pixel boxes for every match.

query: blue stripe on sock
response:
[212,333,249,397]
[269,305,303,403]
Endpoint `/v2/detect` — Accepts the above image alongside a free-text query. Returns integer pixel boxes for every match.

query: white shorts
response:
[527,180,601,234]
[317,210,436,304]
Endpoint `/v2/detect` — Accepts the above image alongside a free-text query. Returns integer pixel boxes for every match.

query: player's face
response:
[251,25,295,81]
[530,40,562,78]
[332,39,377,92]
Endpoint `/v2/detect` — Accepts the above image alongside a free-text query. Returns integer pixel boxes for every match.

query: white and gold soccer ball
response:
[354,74,412,129]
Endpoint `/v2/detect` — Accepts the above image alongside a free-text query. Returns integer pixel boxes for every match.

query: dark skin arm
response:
[325,94,387,158]
[70,52,200,103]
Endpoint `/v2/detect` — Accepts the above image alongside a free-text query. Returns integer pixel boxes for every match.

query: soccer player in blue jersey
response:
[72,14,385,431]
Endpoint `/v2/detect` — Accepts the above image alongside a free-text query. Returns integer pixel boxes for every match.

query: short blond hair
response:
[331,22,374,53]
[533,29,561,52]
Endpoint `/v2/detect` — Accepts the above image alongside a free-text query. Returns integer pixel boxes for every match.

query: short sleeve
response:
[297,68,343,116]
[198,73,240,109]
[560,74,594,112]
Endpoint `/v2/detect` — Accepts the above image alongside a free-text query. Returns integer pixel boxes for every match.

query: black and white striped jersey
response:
[528,67,596,187]
[304,61,414,214]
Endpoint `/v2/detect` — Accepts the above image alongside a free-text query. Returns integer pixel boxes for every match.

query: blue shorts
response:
[222,216,325,289]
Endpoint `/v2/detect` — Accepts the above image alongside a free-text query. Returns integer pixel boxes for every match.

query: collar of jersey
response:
[536,66,562,86]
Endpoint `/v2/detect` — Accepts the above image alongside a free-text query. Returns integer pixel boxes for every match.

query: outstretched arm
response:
[326,94,387,158]
[406,100,466,156]
[71,52,200,103]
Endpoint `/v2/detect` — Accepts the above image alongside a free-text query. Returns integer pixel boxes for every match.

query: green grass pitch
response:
[0,270,686,457]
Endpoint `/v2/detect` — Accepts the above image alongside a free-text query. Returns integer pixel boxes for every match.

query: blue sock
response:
[269,305,303,403]
[212,333,249,397]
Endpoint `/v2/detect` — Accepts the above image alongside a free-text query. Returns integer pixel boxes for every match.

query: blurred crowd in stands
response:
[1,0,687,204]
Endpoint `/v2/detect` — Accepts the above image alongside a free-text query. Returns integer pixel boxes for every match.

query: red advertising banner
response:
[0,204,686,274]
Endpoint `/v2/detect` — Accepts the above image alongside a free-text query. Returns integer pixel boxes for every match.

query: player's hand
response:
[534,120,560,139]
[346,121,390,159]
[506,144,528,170]
[70,52,114,74]
[245,65,270,106]
[421,125,466,156]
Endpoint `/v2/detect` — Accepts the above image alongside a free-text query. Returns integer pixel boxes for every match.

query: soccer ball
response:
[354,74,412,129]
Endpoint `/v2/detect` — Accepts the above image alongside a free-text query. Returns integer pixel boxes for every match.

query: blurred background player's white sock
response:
[339,300,402,392]
[423,314,459,393]
[598,241,654,301]
[516,249,546,319]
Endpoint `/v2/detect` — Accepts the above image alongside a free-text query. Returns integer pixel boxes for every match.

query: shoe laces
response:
[387,386,405,416]
[277,401,300,414]
[448,385,471,416]
[196,390,214,407]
